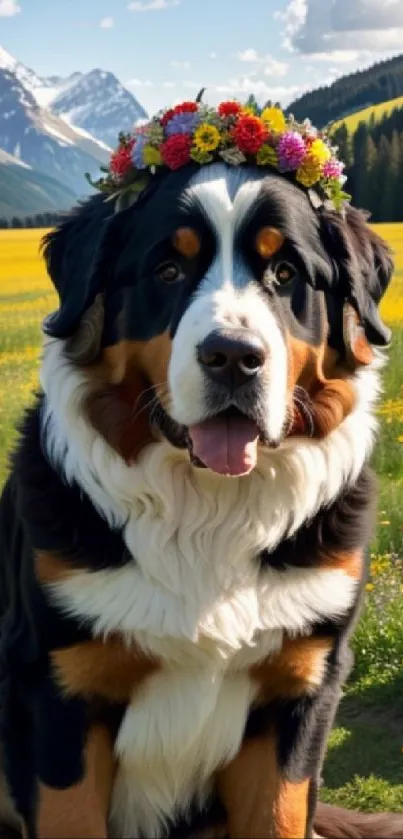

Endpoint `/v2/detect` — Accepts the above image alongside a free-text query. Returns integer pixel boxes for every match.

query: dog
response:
[0,162,401,838]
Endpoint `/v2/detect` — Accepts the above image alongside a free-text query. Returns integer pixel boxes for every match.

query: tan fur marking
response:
[35,551,76,586]
[287,335,356,439]
[34,725,113,839]
[84,332,172,461]
[217,732,309,838]
[324,550,363,580]
[173,227,201,259]
[251,636,333,703]
[51,639,158,702]
[255,227,284,260]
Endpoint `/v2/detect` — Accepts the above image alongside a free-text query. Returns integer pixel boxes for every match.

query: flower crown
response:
[89,96,350,211]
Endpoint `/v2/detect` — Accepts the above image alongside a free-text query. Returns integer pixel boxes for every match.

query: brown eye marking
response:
[255,226,284,260]
[172,226,201,259]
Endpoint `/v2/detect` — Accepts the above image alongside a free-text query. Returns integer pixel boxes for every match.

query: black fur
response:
[0,170,394,837]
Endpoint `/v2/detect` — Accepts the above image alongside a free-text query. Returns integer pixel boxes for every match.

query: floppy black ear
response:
[321,204,393,351]
[42,194,115,341]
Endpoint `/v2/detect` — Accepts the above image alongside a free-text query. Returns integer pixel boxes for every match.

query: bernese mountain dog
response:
[0,163,402,839]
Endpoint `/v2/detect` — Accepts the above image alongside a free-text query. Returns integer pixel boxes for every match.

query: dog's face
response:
[43,164,393,476]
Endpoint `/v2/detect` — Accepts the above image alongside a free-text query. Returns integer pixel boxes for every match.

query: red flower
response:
[173,101,198,115]
[110,141,134,177]
[161,134,192,170]
[234,115,268,155]
[218,101,242,118]
[161,108,176,126]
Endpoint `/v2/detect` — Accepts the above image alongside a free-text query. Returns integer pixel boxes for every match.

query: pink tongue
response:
[189,416,259,476]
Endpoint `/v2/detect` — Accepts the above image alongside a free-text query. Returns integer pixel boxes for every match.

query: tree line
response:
[332,105,403,222]
[288,53,403,128]
[0,212,62,229]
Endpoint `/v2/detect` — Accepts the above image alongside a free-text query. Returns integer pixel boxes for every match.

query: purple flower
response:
[132,134,148,169]
[277,131,306,171]
[322,159,344,180]
[165,111,200,136]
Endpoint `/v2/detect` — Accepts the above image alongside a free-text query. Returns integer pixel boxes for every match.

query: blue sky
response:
[1,0,403,115]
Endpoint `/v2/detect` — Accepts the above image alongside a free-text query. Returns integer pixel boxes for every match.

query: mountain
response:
[287,53,403,129]
[49,69,148,148]
[0,66,109,196]
[0,147,77,217]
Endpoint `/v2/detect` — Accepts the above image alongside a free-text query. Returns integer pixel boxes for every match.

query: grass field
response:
[0,226,403,813]
[332,94,403,133]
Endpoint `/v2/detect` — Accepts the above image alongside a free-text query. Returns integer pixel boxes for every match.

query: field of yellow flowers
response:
[0,225,403,812]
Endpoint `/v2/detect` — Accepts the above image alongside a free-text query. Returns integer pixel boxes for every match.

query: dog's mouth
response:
[188,407,260,476]
[149,401,272,477]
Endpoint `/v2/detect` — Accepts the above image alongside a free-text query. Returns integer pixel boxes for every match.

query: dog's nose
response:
[198,329,267,389]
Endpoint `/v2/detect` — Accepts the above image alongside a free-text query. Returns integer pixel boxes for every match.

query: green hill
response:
[287,53,403,128]
[0,155,77,218]
[332,95,403,133]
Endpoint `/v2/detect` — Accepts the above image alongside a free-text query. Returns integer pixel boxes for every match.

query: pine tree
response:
[380,130,401,221]
[370,135,391,222]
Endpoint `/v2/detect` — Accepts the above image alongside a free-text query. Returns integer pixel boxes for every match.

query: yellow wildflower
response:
[142,145,163,167]
[193,123,221,153]
[256,144,278,167]
[309,138,331,165]
[365,583,374,592]
[398,435,403,443]
[261,107,286,134]
[296,154,322,187]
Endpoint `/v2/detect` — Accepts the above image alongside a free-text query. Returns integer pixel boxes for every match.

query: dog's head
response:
[43,164,393,476]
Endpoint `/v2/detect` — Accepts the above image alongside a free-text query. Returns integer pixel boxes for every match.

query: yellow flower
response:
[398,435,403,443]
[242,106,257,116]
[193,123,221,153]
[380,520,391,526]
[142,145,162,167]
[309,138,331,165]
[296,154,322,187]
[256,144,278,167]
[365,583,374,592]
[261,107,286,134]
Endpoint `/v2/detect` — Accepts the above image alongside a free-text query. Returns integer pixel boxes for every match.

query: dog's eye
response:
[274,262,296,286]
[156,261,185,284]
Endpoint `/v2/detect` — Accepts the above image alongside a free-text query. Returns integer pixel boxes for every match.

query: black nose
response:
[198,329,267,389]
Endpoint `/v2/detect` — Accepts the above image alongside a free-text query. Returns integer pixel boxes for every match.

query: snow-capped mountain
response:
[0,67,109,196]
[50,69,148,148]
[0,45,148,149]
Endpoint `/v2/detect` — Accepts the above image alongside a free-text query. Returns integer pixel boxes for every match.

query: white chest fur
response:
[41,340,379,837]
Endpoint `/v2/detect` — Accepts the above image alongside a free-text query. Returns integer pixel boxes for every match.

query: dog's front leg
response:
[216,730,310,839]
[33,724,114,839]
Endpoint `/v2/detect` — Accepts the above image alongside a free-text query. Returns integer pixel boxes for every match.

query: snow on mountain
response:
[50,69,148,148]
[0,146,30,167]
[0,67,109,196]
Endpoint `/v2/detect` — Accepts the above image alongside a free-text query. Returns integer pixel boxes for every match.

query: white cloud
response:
[0,0,21,16]
[126,78,154,88]
[214,75,306,105]
[128,0,180,10]
[100,16,114,28]
[236,48,289,77]
[237,48,261,62]
[163,81,175,87]
[209,51,217,59]
[170,59,191,70]
[280,0,403,56]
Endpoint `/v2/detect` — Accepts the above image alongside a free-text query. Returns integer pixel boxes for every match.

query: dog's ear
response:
[42,195,131,363]
[321,204,393,364]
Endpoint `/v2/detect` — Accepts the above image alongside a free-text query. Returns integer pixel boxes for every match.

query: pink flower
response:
[277,131,306,171]
[322,159,344,179]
